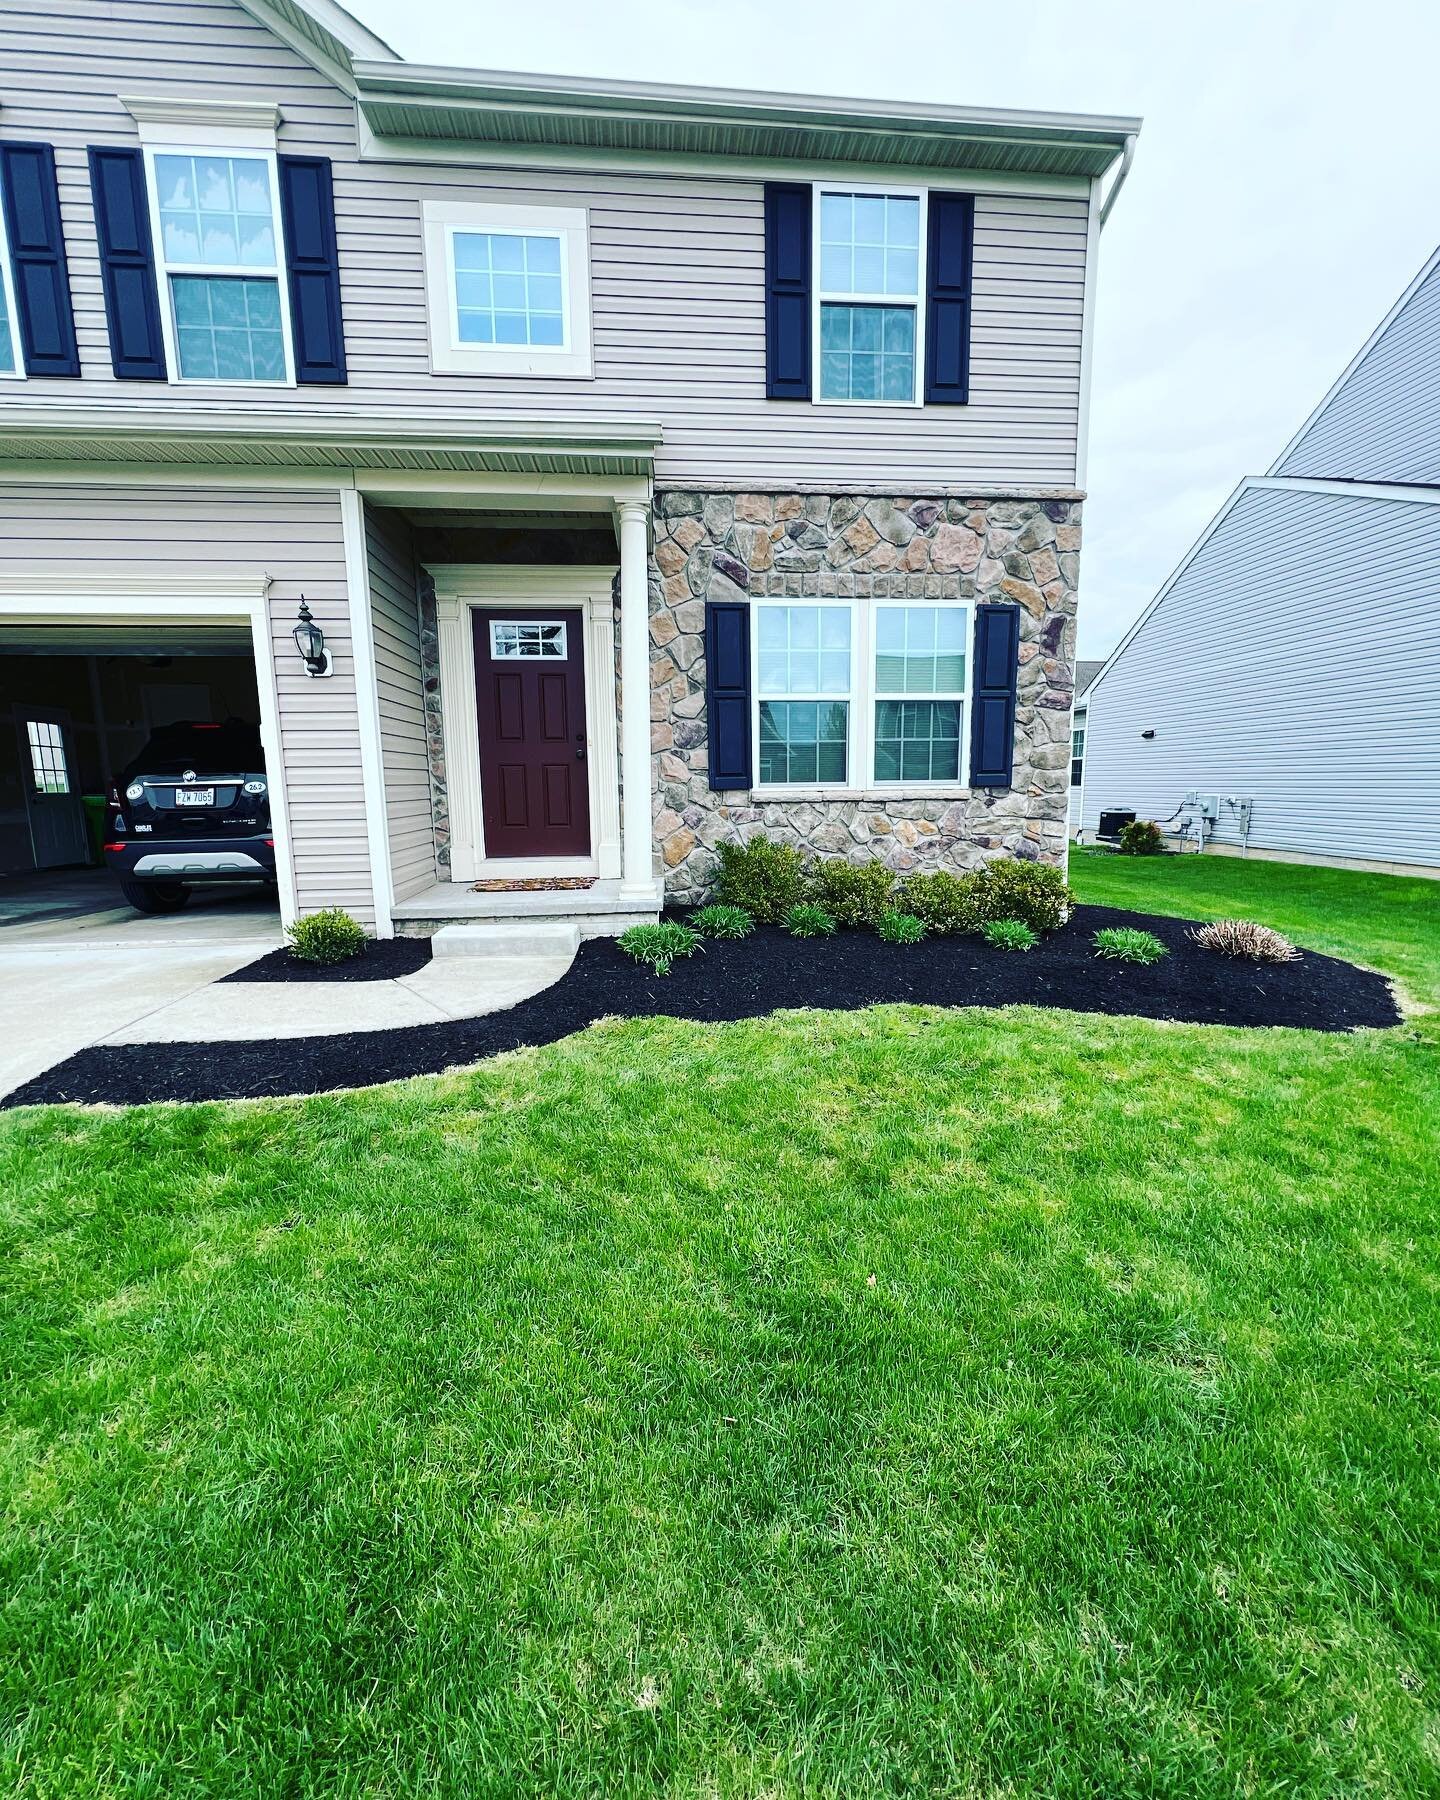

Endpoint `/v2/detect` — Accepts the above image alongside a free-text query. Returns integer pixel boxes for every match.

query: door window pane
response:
[453,232,566,348]
[26,719,70,793]
[172,276,285,381]
[490,619,568,660]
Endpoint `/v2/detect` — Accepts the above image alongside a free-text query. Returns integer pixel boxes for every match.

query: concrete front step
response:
[431,921,582,959]
[392,877,663,942]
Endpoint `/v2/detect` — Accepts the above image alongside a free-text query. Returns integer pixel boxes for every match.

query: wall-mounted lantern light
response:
[1140,728,1156,740]
[292,598,331,677]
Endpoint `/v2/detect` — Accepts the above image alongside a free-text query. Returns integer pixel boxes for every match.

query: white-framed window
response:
[422,200,592,378]
[143,144,294,385]
[0,170,23,379]
[1071,722,1085,788]
[751,597,971,793]
[814,184,926,406]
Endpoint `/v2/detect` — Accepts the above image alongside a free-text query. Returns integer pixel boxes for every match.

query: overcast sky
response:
[350,0,1438,655]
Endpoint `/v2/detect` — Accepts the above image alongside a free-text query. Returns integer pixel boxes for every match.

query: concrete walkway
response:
[102,951,575,1044]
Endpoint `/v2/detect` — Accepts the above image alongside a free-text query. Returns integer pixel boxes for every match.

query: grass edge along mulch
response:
[3,903,1399,1109]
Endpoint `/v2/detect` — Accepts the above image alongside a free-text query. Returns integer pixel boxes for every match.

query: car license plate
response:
[175,787,214,807]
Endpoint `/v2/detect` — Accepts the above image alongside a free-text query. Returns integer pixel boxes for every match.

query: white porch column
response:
[617,498,655,899]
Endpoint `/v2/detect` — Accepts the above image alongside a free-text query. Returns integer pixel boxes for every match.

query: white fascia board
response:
[231,0,398,94]
[1265,242,1440,476]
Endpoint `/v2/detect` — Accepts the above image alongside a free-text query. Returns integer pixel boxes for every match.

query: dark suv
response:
[105,719,276,914]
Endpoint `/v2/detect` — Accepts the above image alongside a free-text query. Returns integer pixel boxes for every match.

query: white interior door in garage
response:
[15,708,89,868]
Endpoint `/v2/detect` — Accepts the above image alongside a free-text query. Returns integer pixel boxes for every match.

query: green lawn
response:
[2,857,1438,1797]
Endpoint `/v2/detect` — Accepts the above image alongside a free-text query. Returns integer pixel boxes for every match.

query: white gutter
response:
[1098,132,1137,229]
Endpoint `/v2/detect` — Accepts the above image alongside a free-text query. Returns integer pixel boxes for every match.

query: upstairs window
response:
[423,200,592,378]
[0,171,20,377]
[816,188,924,405]
[147,148,292,383]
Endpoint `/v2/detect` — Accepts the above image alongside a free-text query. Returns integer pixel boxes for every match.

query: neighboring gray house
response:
[1080,246,1440,876]
[0,0,1138,938]
[1067,656,1104,835]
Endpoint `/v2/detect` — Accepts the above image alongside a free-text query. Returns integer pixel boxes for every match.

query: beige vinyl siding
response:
[363,501,433,901]
[0,0,1090,491]
[0,481,376,920]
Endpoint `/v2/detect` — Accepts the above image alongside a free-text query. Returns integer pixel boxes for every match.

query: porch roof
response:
[0,407,663,481]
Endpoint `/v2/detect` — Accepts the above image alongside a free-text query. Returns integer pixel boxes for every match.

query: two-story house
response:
[0,0,1138,939]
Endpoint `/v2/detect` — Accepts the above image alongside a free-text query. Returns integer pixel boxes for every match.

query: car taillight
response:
[103,842,125,853]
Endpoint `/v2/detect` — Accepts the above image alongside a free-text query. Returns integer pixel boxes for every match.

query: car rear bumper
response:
[104,836,276,884]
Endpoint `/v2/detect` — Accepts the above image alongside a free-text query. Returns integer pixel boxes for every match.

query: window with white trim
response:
[1071,722,1085,788]
[752,598,970,791]
[422,200,592,378]
[816,187,925,405]
[146,147,292,383]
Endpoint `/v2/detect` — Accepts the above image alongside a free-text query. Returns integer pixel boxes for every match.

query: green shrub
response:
[618,920,702,976]
[896,870,974,935]
[286,908,368,965]
[715,837,806,924]
[962,858,1075,935]
[982,918,1038,953]
[803,857,896,927]
[784,902,837,938]
[1118,818,1167,856]
[1092,925,1168,965]
[876,909,927,945]
[692,903,754,940]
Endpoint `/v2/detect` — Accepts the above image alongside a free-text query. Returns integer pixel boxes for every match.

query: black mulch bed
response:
[220,937,433,983]
[4,905,1399,1110]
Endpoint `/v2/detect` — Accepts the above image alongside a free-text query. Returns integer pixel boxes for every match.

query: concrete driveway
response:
[0,871,281,1097]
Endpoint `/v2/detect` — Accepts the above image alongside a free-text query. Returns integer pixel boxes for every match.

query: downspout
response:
[1099,133,1137,230]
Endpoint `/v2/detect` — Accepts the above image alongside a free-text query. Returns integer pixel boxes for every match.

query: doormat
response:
[471,876,597,892]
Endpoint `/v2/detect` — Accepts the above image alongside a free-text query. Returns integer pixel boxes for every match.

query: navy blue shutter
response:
[88,148,166,380]
[969,603,1020,788]
[0,143,79,377]
[705,600,752,790]
[764,182,810,400]
[924,191,973,406]
[277,154,346,384]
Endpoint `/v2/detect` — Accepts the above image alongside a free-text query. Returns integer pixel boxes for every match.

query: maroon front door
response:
[473,608,591,858]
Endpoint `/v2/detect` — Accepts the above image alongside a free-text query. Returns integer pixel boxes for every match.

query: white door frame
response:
[0,576,298,924]
[428,565,622,883]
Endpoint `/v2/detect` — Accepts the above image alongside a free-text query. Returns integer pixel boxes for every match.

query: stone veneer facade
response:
[649,490,1081,904]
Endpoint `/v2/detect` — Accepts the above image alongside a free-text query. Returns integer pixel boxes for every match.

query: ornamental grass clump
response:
[618,921,702,976]
[286,908,368,965]
[982,918,1039,952]
[876,909,927,945]
[1190,918,1302,962]
[784,902,837,938]
[715,837,806,924]
[692,903,754,940]
[1092,925,1168,965]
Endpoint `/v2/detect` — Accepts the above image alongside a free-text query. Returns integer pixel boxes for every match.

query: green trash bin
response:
[81,794,110,866]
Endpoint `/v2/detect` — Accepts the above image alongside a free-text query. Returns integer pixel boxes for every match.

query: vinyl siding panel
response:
[0,480,377,918]
[1275,257,1440,485]
[363,500,434,902]
[1080,485,1440,869]
[0,0,1090,490]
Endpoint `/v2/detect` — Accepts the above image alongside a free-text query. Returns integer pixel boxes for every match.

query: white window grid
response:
[812,181,928,408]
[750,597,973,794]
[490,618,568,660]
[142,142,296,387]
[26,719,70,793]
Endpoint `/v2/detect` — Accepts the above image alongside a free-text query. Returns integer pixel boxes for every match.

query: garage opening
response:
[0,622,281,935]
